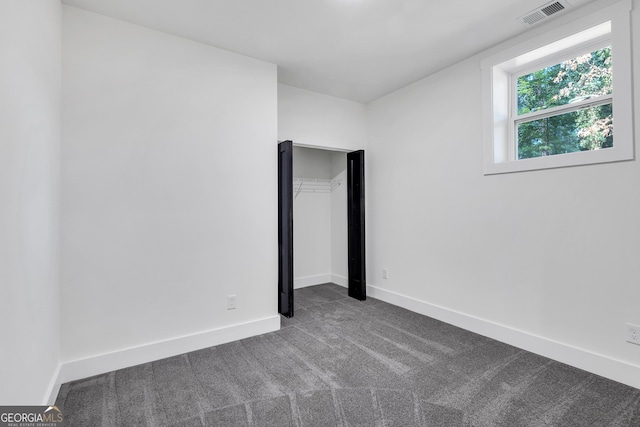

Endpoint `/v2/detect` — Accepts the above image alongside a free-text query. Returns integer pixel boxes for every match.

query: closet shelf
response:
[294,177,342,198]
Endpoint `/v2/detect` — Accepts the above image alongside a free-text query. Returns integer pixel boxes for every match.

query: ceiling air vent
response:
[519,0,570,27]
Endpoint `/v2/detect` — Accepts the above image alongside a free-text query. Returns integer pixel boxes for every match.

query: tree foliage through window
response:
[516,46,612,159]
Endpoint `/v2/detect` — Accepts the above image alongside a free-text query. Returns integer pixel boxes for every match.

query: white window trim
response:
[481,0,633,175]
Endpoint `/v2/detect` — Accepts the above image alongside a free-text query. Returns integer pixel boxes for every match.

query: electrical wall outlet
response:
[627,323,640,345]
[227,295,237,310]
[382,268,388,280]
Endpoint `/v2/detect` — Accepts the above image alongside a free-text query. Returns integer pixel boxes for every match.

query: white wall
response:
[61,6,278,370]
[293,146,334,179]
[0,0,61,404]
[366,0,640,388]
[330,154,348,284]
[278,84,366,152]
[293,147,332,286]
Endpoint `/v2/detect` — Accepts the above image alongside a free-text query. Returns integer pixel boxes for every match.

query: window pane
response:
[517,46,612,115]
[517,103,613,159]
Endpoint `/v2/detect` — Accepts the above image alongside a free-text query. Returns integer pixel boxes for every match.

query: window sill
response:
[484,145,634,175]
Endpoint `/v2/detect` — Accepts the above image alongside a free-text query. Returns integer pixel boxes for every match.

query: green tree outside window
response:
[516,46,613,159]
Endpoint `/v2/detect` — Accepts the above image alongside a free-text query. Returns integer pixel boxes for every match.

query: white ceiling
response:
[61,0,597,103]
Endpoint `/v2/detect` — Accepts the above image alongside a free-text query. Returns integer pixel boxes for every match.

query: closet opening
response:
[278,141,365,318]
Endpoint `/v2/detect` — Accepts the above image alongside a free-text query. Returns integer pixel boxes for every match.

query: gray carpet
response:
[55,283,640,426]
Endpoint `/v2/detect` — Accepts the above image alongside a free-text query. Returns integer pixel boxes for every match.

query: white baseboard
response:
[43,363,62,405]
[294,274,347,289]
[294,274,332,289]
[331,274,348,288]
[48,315,280,402]
[367,285,640,390]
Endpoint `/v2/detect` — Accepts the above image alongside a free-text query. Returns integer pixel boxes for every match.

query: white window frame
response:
[481,0,633,175]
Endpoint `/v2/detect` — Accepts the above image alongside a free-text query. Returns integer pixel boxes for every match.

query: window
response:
[481,0,633,175]
[516,45,613,159]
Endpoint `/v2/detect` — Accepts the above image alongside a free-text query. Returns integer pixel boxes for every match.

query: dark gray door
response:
[278,140,294,317]
[347,150,366,301]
